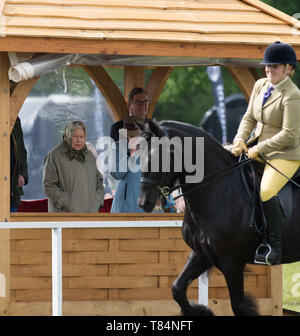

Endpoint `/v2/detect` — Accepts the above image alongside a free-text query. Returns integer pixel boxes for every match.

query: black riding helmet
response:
[261,41,297,69]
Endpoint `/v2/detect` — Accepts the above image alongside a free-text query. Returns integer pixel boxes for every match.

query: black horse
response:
[137,119,300,316]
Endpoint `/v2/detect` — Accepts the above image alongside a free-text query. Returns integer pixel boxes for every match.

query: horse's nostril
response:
[138,197,153,212]
[139,199,148,208]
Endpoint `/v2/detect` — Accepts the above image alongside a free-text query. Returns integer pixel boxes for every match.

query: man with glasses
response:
[110,87,150,142]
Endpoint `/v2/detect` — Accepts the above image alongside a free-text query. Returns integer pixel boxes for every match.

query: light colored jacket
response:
[110,140,145,213]
[234,77,300,160]
[43,141,104,212]
[110,140,163,213]
[110,168,145,213]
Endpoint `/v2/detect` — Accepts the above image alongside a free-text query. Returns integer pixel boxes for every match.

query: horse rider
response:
[232,41,300,265]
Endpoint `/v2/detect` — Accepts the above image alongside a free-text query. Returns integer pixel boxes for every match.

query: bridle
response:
[140,126,177,200]
[140,176,172,199]
[140,145,176,200]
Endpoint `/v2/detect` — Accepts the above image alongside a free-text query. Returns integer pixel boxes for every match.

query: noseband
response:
[140,176,171,199]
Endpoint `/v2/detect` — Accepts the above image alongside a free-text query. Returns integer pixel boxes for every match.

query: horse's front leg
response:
[222,263,259,316]
[172,250,213,316]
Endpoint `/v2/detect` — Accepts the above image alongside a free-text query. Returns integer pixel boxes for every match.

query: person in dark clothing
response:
[110,87,150,142]
[10,116,29,212]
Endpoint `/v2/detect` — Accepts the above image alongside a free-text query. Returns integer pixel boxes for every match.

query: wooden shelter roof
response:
[0,0,300,60]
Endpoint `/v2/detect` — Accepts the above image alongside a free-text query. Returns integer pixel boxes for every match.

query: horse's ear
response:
[146,119,165,137]
[135,120,145,132]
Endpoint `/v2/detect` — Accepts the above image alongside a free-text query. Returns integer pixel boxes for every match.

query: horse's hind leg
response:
[222,264,259,316]
[172,250,213,316]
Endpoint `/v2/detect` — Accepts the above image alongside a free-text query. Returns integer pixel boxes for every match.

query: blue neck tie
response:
[262,86,274,106]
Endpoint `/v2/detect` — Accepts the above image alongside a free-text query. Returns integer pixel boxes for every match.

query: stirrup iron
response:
[253,243,272,266]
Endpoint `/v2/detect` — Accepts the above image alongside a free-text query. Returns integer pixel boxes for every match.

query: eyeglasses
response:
[134,99,150,106]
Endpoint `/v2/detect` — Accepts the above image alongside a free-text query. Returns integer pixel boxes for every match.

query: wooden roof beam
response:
[242,0,300,28]
[1,38,299,61]
[226,66,260,101]
[9,77,39,133]
[0,39,265,58]
[83,65,128,121]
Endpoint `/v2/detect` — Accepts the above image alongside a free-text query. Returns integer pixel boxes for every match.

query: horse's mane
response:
[158,120,235,161]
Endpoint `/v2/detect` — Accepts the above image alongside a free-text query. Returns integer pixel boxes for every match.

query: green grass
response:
[283,262,300,313]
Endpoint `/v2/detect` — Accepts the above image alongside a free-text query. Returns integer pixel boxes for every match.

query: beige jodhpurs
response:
[260,159,300,202]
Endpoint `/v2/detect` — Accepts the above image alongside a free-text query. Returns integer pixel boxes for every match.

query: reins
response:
[258,154,300,188]
[143,152,300,203]
[140,123,300,202]
[171,156,252,200]
[141,156,253,201]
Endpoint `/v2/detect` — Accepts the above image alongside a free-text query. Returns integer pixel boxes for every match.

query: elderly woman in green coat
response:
[43,121,104,212]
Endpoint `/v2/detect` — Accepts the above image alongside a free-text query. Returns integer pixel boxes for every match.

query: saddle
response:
[240,158,300,235]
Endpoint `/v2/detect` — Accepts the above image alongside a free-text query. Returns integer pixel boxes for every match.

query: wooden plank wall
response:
[10,227,197,304]
[8,225,278,315]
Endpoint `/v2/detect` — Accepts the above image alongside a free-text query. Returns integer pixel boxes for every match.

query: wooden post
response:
[52,227,62,316]
[124,66,145,101]
[268,265,282,316]
[0,52,11,314]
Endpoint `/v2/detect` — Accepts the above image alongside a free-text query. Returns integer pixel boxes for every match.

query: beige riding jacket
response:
[234,77,300,160]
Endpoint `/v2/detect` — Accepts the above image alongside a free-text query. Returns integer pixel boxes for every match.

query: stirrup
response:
[253,243,272,265]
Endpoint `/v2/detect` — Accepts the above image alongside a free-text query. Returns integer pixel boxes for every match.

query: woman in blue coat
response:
[110,115,153,213]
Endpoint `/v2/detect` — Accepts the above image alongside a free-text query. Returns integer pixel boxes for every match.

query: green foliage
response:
[262,0,300,16]
[105,67,124,94]
[283,262,300,313]
[153,67,241,125]
[154,67,212,124]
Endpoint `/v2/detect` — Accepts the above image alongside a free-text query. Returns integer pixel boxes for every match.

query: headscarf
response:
[63,121,87,162]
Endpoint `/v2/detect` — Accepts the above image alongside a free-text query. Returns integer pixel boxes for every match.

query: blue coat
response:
[110,140,146,213]
[110,168,145,213]
[110,140,163,213]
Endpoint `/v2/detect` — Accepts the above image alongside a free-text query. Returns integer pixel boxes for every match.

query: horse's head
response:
[137,119,181,212]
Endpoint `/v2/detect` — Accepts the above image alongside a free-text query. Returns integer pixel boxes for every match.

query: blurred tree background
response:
[30,0,300,127]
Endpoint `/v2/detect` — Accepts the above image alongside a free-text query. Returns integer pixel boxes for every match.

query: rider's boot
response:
[254,196,283,265]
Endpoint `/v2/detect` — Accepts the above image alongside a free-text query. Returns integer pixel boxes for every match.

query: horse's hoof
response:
[182,303,214,316]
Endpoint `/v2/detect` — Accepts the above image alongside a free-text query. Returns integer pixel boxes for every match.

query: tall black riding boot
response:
[254,196,283,265]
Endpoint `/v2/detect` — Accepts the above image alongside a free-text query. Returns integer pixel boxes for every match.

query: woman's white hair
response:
[63,121,86,145]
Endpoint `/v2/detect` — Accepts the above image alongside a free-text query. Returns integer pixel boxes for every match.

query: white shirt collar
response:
[272,76,289,89]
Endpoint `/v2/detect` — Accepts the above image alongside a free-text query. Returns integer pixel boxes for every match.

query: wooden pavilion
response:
[0,0,300,315]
